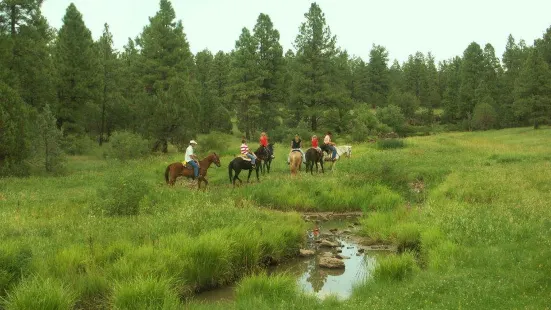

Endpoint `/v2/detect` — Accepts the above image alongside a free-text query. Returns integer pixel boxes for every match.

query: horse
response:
[335,145,352,158]
[289,151,302,176]
[256,143,274,174]
[254,145,269,174]
[164,153,221,189]
[305,147,324,174]
[228,156,260,187]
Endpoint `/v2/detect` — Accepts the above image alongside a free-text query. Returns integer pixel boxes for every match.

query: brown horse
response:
[164,153,221,189]
[289,151,302,176]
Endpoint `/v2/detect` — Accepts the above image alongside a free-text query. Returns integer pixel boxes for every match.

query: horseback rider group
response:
[182,130,338,178]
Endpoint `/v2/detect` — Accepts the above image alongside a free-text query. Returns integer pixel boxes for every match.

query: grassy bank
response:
[1,127,551,308]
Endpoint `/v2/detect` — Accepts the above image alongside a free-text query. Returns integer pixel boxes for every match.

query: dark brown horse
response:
[164,153,221,189]
[305,147,324,174]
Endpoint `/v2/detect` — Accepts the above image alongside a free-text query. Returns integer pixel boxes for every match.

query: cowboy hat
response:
[189,140,197,144]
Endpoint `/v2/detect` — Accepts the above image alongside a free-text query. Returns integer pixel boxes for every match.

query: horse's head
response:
[211,153,221,167]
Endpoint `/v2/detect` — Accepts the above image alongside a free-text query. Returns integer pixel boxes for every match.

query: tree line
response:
[1,0,550,175]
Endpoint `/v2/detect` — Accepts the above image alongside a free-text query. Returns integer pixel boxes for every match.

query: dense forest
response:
[1,0,550,176]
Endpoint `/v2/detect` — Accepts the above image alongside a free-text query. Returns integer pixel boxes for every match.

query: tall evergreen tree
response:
[352,58,369,103]
[210,51,232,112]
[292,2,338,131]
[97,23,119,145]
[54,3,100,136]
[230,28,262,139]
[136,0,199,151]
[458,42,485,123]
[441,57,463,122]
[514,48,551,128]
[424,53,441,122]
[403,52,428,103]
[389,59,404,93]
[535,26,551,67]
[253,13,284,131]
[366,44,390,107]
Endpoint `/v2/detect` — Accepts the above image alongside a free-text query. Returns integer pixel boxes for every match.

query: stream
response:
[191,215,395,303]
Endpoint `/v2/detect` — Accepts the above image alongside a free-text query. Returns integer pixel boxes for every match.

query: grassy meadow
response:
[1,127,550,309]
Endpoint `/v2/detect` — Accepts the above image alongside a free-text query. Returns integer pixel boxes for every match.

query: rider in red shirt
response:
[260,132,274,159]
[311,135,319,148]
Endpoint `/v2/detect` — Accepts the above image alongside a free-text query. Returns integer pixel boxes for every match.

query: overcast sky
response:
[42,0,551,64]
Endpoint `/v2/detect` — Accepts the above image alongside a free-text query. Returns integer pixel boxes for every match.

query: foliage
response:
[376,105,406,134]
[32,104,66,174]
[373,252,418,281]
[111,276,180,310]
[104,131,150,161]
[3,277,76,310]
[472,101,498,130]
[94,171,149,216]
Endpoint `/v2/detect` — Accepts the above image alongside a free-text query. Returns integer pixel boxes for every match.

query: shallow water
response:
[193,218,386,303]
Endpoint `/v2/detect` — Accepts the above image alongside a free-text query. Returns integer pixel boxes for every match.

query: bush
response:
[472,101,497,130]
[373,252,418,281]
[94,172,149,216]
[111,276,180,310]
[104,131,150,161]
[3,277,76,310]
[61,134,96,155]
[376,105,406,134]
[376,139,405,149]
[196,131,234,156]
[32,104,66,174]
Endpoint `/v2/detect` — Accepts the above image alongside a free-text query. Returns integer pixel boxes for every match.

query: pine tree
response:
[253,13,284,131]
[366,44,390,107]
[54,3,100,136]
[210,51,232,112]
[441,57,462,122]
[389,59,404,93]
[97,23,119,145]
[514,48,551,129]
[535,26,551,67]
[424,53,441,123]
[229,27,262,139]
[136,0,199,151]
[292,2,338,131]
[458,42,485,124]
[0,1,56,108]
[0,82,31,176]
[403,52,428,104]
[34,104,66,173]
[352,59,369,103]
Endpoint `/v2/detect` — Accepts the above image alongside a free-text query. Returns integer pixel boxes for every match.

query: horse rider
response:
[185,140,200,179]
[240,138,257,168]
[324,131,338,161]
[311,134,322,154]
[259,132,274,159]
[287,134,306,164]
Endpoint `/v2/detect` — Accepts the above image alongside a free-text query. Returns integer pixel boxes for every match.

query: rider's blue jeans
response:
[188,160,199,178]
[327,145,337,159]
[246,153,256,165]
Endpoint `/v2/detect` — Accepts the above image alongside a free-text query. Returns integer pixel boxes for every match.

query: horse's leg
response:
[247,169,253,183]
[255,166,260,182]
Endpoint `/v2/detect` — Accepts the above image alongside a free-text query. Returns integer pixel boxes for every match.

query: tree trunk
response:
[10,5,16,37]
[310,115,317,131]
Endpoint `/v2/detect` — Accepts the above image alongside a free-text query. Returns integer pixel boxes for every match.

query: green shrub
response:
[111,276,180,310]
[94,172,149,216]
[376,138,405,149]
[104,131,150,161]
[3,277,76,310]
[61,134,96,155]
[376,104,406,134]
[196,131,235,156]
[472,101,497,130]
[374,252,418,281]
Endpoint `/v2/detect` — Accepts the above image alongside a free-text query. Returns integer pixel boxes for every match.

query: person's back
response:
[260,134,268,147]
[312,136,319,148]
[240,142,249,155]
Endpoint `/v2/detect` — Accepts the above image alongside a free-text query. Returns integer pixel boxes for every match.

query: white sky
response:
[42,0,551,63]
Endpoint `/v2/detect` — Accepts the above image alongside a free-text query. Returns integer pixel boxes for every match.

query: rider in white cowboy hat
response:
[185,140,200,179]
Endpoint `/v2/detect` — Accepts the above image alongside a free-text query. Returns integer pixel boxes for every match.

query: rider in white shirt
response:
[185,140,199,179]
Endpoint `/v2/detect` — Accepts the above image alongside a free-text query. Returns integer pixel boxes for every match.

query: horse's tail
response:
[228,161,233,183]
[164,165,170,184]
